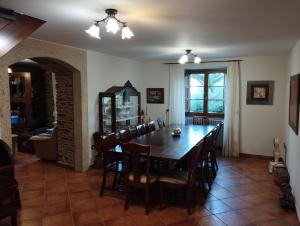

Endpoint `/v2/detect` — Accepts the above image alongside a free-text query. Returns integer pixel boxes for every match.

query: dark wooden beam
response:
[0,8,45,58]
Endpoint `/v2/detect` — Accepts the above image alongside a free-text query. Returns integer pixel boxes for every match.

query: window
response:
[185,69,226,117]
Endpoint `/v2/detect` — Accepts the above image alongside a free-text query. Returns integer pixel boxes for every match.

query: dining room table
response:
[113,124,216,163]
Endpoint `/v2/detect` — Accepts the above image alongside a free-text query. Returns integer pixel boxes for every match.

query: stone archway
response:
[0,38,88,171]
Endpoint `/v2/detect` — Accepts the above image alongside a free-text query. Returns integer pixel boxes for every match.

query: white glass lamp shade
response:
[7,67,12,73]
[178,54,188,64]
[194,56,202,64]
[106,17,120,34]
[121,26,134,39]
[85,24,100,39]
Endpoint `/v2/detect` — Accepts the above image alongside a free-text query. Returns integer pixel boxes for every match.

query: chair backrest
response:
[201,132,214,161]
[211,122,223,147]
[129,126,138,139]
[187,140,204,187]
[121,142,151,185]
[147,121,156,132]
[100,133,118,151]
[192,116,209,125]
[136,124,146,136]
[157,117,165,129]
[119,129,131,142]
[93,132,102,154]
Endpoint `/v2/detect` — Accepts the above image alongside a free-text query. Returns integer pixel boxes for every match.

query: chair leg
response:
[112,172,118,189]
[205,164,212,191]
[145,186,150,215]
[100,170,107,197]
[159,184,164,210]
[11,210,17,226]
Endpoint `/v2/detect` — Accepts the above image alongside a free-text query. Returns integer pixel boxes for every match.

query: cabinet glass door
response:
[102,96,113,133]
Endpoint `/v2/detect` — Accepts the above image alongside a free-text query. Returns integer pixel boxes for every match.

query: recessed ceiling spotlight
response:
[85,8,134,40]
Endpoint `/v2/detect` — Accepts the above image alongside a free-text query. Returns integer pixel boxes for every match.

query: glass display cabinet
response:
[99,81,141,134]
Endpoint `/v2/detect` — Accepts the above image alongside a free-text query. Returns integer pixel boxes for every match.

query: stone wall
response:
[55,71,74,166]
[0,38,88,171]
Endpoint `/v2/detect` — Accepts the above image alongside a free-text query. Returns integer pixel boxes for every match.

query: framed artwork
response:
[246,81,274,105]
[289,74,300,135]
[146,88,164,104]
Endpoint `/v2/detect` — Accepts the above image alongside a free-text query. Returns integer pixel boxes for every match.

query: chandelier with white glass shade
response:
[85,8,134,40]
[178,50,202,64]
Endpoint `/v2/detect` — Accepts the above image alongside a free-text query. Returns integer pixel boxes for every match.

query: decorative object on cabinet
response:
[99,81,141,134]
[288,74,300,135]
[9,72,32,128]
[146,88,164,104]
[246,80,274,105]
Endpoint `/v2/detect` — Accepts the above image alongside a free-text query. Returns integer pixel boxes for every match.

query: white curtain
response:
[169,65,185,125]
[223,62,241,157]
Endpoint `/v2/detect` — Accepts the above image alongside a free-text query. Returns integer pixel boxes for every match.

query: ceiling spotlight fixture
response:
[178,49,202,64]
[85,8,134,40]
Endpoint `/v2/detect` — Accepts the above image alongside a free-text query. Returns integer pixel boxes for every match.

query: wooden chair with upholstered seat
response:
[119,129,131,143]
[157,117,166,129]
[209,122,223,174]
[147,121,156,133]
[94,132,122,196]
[159,140,203,215]
[128,126,138,139]
[136,124,147,136]
[120,142,158,215]
[196,132,214,195]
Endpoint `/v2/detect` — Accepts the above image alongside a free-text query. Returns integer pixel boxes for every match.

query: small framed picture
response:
[289,74,300,135]
[246,81,274,105]
[147,88,164,104]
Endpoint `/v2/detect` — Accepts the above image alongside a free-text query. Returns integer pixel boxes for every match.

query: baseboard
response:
[240,153,273,160]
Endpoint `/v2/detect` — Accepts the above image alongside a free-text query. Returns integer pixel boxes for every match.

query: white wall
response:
[87,50,143,164]
[285,39,300,218]
[240,56,287,156]
[142,55,288,157]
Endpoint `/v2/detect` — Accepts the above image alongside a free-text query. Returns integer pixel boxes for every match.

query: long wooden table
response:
[114,124,216,162]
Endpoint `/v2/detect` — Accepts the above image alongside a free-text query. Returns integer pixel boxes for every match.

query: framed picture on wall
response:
[289,74,300,135]
[246,80,274,105]
[146,88,164,104]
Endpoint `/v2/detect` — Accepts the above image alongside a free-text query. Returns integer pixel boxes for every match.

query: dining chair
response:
[136,124,147,136]
[157,117,166,129]
[209,122,223,174]
[95,133,122,197]
[119,129,131,142]
[120,142,158,215]
[128,126,138,139]
[159,140,203,215]
[197,132,214,194]
[147,121,156,132]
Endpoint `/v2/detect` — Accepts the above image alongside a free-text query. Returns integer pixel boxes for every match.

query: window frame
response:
[185,69,226,118]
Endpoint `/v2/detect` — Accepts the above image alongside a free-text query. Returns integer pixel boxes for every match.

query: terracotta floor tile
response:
[103,216,135,226]
[204,200,232,214]
[72,210,102,225]
[1,153,298,226]
[215,210,252,226]
[221,197,253,210]
[43,212,73,226]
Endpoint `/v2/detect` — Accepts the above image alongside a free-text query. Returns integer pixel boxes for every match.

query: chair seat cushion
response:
[129,172,158,184]
[159,171,188,185]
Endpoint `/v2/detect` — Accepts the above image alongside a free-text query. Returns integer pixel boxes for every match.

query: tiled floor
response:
[1,152,299,226]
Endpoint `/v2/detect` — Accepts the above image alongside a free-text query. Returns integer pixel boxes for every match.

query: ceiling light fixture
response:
[178,49,202,64]
[85,8,134,40]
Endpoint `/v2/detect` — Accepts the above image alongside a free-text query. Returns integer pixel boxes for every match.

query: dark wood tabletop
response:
[114,124,216,161]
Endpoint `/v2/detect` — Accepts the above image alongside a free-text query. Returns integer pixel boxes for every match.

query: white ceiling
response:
[1,0,300,61]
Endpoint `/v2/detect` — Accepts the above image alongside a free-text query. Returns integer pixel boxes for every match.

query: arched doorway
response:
[8,57,82,168]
